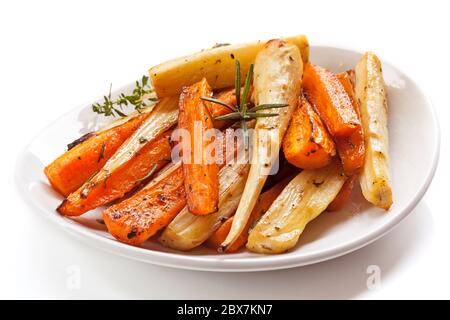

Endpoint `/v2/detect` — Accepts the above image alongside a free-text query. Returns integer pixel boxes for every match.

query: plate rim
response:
[15,44,441,272]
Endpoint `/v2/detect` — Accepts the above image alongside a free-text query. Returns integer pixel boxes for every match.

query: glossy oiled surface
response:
[15,46,439,271]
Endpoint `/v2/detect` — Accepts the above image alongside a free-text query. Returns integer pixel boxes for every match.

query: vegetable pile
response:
[45,35,392,254]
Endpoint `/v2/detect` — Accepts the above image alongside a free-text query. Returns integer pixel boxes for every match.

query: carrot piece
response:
[206,176,292,252]
[282,95,336,169]
[44,112,149,196]
[178,78,219,215]
[334,72,365,174]
[103,164,186,245]
[327,175,356,211]
[303,63,360,137]
[57,131,172,216]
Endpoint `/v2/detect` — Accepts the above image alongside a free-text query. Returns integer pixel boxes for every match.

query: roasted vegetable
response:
[150,35,309,97]
[158,155,250,251]
[206,176,292,252]
[327,175,356,211]
[77,96,179,199]
[220,39,303,251]
[57,131,172,216]
[355,52,392,209]
[178,79,219,215]
[44,111,151,196]
[303,63,360,137]
[247,161,346,254]
[335,72,365,174]
[283,95,336,169]
[103,122,251,245]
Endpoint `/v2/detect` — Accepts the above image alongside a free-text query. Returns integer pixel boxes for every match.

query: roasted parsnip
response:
[247,161,346,254]
[355,52,392,209]
[220,39,303,251]
[150,35,309,97]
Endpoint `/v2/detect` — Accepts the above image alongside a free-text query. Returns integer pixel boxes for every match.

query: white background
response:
[1,0,448,299]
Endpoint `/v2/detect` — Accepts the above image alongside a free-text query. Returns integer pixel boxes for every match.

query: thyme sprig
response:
[201,60,288,149]
[92,75,158,117]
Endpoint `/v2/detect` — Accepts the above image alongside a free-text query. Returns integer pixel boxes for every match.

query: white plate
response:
[15,45,440,272]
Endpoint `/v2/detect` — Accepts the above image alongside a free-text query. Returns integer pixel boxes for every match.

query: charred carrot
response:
[178,78,219,215]
[335,72,365,174]
[57,131,172,216]
[206,176,292,252]
[44,112,150,196]
[283,95,336,169]
[303,63,360,137]
[327,175,356,211]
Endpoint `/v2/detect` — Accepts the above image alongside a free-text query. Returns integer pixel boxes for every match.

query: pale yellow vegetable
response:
[220,39,303,251]
[149,35,309,97]
[158,154,250,251]
[355,52,392,210]
[247,161,347,254]
[79,96,179,197]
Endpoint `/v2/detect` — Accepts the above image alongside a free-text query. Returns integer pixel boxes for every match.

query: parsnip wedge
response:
[220,39,303,251]
[355,52,392,210]
[79,96,179,197]
[158,154,250,251]
[150,35,309,97]
[247,161,346,254]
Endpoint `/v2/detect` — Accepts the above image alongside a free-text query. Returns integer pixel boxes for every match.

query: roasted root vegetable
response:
[178,79,219,215]
[78,96,179,198]
[335,72,365,174]
[220,39,303,251]
[103,162,185,245]
[206,176,292,252]
[103,123,251,245]
[158,156,250,251]
[149,35,309,97]
[57,131,172,216]
[327,175,356,211]
[283,95,336,169]
[355,52,392,209]
[247,161,346,254]
[303,63,360,137]
[44,111,151,196]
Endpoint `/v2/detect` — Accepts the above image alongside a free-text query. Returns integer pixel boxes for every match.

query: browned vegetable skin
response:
[220,39,303,251]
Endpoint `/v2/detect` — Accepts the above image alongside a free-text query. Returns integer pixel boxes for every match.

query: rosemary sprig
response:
[200,59,288,149]
[92,75,158,117]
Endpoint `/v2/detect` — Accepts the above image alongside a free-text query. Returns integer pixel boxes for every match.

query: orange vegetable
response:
[327,175,356,211]
[303,63,360,137]
[178,78,219,215]
[282,95,336,169]
[103,164,186,245]
[57,131,172,216]
[206,176,292,252]
[335,72,365,174]
[44,112,150,196]
[103,125,239,245]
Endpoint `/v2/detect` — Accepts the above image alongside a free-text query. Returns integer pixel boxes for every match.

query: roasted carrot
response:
[335,72,365,174]
[327,175,356,211]
[206,176,292,252]
[103,163,186,245]
[303,63,360,137]
[102,124,243,245]
[57,131,172,216]
[283,95,336,169]
[44,112,150,196]
[178,78,219,215]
